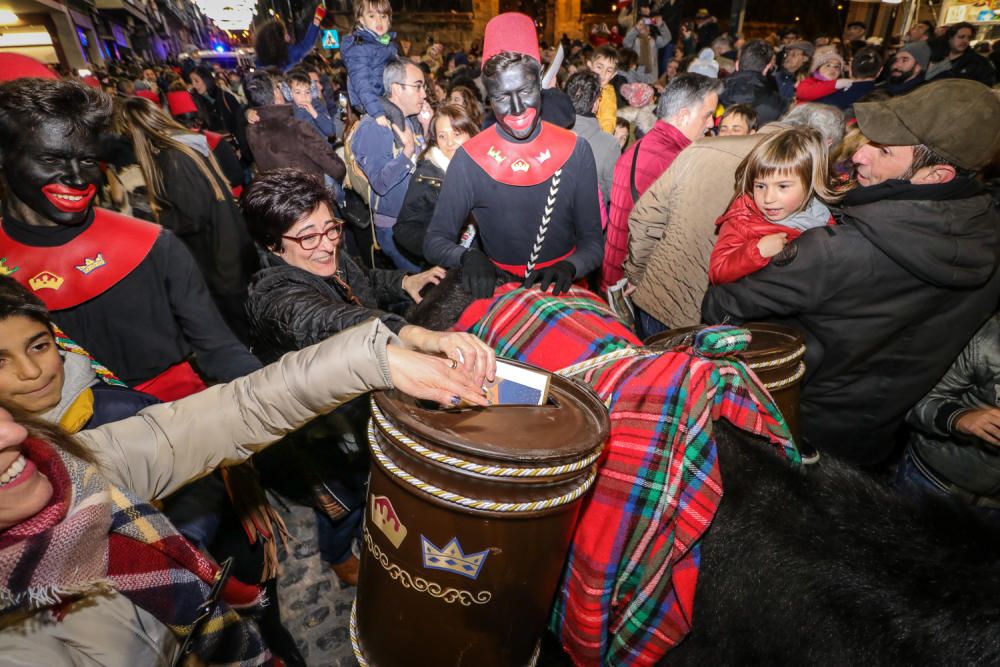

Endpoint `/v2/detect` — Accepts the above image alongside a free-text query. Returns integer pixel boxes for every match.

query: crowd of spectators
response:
[1,1,1000,664]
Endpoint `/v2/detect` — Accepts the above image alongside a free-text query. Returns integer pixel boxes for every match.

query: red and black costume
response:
[0,208,261,396]
[423,120,603,278]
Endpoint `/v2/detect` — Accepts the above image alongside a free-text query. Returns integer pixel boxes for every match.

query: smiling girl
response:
[709,127,838,285]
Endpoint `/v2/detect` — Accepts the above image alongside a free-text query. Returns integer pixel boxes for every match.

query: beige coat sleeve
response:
[79,319,398,501]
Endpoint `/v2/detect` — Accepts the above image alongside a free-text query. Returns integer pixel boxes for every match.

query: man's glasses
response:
[396,81,426,91]
[282,223,344,250]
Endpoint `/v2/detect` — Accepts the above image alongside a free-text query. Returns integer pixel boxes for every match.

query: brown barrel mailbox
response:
[646,323,806,439]
[351,361,609,667]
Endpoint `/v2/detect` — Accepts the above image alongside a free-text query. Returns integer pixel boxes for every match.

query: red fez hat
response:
[135,89,160,103]
[0,53,59,82]
[481,13,540,70]
[167,90,199,116]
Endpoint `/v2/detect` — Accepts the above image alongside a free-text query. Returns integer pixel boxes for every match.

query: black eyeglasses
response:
[282,223,344,250]
[396,81,426,91]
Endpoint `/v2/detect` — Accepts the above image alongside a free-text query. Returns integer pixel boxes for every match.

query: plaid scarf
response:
[0,438,273,666]
[456,286,798,666]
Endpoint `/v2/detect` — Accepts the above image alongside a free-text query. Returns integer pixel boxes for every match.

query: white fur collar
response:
[427,145,451,172]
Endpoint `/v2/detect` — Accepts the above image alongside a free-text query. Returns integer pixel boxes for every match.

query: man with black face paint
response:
[0,66,260,395]
[423,13,604,299]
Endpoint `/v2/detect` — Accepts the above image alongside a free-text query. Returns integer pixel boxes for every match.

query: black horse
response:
[409,271,1000,665]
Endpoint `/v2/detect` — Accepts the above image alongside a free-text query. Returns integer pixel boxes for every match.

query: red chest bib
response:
[463,121,577,186]
[0,208,161,311]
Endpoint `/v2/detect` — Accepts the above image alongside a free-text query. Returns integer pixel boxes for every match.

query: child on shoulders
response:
[709,127,838,285]
[341,0,398,128]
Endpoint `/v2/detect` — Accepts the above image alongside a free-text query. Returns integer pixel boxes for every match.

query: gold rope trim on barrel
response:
[363,527,492,606]
[368,421,597,513]
[370,400,601,478]
[747,345,807,371]
[762,361,807,392]
[349,601,370,667]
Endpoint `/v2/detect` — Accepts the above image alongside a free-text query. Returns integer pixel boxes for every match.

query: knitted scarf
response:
[0,437,273,666]
[456,285,799,666]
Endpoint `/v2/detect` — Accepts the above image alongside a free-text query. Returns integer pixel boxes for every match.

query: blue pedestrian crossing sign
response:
[322,29,340,49]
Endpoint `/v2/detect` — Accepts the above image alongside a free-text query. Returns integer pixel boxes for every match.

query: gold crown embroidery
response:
[0,258,19,276]
[420,535,489,580]
[536,149,551,163]
[75,253,107,275]
[28,271,64,291]
[511,159,530,173]
[487,146,507,164]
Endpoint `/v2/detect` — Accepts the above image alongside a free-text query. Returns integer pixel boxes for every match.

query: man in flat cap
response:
[703,79,1000,469]
[423,12,603,299]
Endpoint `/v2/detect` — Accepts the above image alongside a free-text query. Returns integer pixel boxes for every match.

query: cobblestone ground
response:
[272,494,358,666]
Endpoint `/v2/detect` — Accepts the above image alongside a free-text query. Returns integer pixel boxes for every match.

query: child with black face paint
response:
[341,0,399,128]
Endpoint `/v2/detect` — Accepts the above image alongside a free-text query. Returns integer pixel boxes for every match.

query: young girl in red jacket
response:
[709,127,838,285]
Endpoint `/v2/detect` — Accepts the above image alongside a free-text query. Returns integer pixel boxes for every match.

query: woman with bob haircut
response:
[241,168,496,584]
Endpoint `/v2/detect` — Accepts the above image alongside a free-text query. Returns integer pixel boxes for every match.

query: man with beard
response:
[881,41,929,96]
[423,12,603,299]
[702,79,1000,468]
[0,65,260,397]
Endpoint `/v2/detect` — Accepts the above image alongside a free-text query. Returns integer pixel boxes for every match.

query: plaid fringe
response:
[456,287,797,666]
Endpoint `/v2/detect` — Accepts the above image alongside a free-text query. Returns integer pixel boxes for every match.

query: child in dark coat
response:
[340,0,398,127]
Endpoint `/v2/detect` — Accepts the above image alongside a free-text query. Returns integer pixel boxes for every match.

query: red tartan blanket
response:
[457,285,799,666]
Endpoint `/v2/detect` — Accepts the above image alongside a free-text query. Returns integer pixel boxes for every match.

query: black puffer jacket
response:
[247,249,410,363]
[719,70,787,125]
[703,178,1000,466]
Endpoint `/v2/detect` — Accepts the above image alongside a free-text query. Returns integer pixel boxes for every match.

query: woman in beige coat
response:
[0,319,490,667]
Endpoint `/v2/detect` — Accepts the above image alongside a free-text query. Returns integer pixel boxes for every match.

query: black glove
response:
[523,261,575,296]
[461,250,497,300]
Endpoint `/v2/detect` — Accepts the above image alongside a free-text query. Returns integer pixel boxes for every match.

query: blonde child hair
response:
[734,127,840,212]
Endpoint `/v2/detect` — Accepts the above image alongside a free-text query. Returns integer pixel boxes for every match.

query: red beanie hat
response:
[481,13,540,70]
[135,89,160,104]
[167,90,199,116]
[0,53,58,82]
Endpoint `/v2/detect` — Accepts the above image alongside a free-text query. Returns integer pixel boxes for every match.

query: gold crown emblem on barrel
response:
[420,536,489,580]
[29,271,64,291]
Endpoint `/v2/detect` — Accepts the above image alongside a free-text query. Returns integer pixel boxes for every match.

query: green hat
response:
[854,79,1000,171]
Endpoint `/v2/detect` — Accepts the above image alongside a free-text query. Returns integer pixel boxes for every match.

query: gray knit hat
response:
[898,41,931,70]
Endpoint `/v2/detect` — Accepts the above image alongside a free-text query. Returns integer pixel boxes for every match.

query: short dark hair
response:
[286,69,311,87]
[244,71,277,108]
[0,78,112,162]
[737,39,775,73]
[721,103,758,130]
[0,276,51,331]
[947,22,975,39]
[565,70,602,115]
[918,19,935,32]
[847,21,866,31]
[482,51,541,80]
[588,45,619,65]
[241,169,338,251]
[851,47,883,79]
[903,143,972,180]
